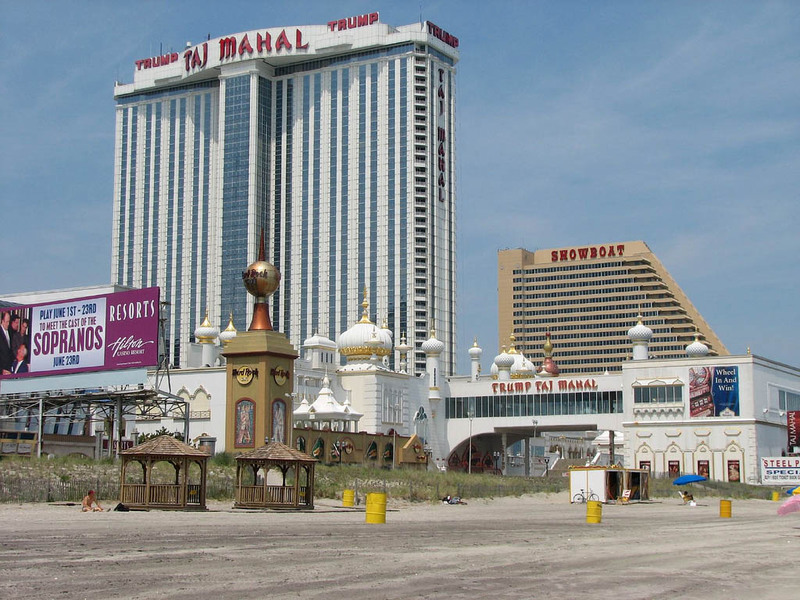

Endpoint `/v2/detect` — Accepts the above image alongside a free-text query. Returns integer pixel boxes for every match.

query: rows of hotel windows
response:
[515,294,648,308]
[513,284,642,299]
[513,320,668,333]
[513,259,651,276]
[512,302,645,316]
[273,42,453,77]
[513,278,642,292]
[446,391,623,419]
[114,46,453,372]
[514,312,668,325]
[633,385,683,404]
[516,344,692,359]
[515,337,683,350]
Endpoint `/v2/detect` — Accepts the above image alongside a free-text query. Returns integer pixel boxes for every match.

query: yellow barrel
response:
[365,492,387,524]
[586,500,602,524]
[720,499,732,518]
[771,491,780,502]
[342,489,355,507]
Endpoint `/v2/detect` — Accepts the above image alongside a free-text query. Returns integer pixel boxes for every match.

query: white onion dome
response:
[303,331,337,350]
[686,332,710,357]
[194,312,219,344]
[468,337,482,359]
[490,362,499,378]
[494,345,515,369]
[511,352,536,378]
[337,291,392,361]
[627,314,653,341]
[381,318,393,341]
[218,312,238,347]
[421,326,445,356]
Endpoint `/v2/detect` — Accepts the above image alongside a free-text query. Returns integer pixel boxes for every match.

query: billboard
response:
[689,366,739,417]
[0,288,159,379]
[788,411,800,451]
[761,456,800,485]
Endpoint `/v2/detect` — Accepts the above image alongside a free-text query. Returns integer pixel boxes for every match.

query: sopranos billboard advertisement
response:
[689,366,739,417]
[761,456,800,485]
[0,288,159,378]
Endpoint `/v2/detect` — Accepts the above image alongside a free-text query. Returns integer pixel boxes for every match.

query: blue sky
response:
[1,1,798,372]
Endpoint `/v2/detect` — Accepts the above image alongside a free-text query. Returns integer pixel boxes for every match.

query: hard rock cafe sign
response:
[271,366,290,386]
[233,366,257,385]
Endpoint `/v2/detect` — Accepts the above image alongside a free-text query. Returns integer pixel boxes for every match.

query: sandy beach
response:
[0,492,796,599]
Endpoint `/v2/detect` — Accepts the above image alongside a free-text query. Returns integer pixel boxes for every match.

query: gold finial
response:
[747,346,751,355]
[508,333,518,354]
[473,337,478,347]
[543,327,553,357]
[358,287,372,324]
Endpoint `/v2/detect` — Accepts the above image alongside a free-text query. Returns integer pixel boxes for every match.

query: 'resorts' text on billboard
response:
[3,288,160,379]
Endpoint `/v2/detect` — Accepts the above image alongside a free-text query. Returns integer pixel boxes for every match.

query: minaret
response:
[396,331,412,374]
[468,337,482,382]
[218,312,238,349]
[194,312,219,367]
[494,346,513,381]
[627,314,653,361]
[421,325,445,401]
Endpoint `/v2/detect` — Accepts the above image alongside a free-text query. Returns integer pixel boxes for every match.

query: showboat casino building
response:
[111,14,458,375]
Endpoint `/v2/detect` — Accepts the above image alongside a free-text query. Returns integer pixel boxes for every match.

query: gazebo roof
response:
[236,441,317,463]
[122,435,209,458]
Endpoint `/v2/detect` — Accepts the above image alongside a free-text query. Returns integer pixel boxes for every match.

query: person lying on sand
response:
[82,490,104,512]
[442,495,467,505]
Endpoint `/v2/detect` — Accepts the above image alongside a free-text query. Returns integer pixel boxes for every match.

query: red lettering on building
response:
[135,52,179,71]
[257,32,271,52]
[238,34,253,56]
[328,12,379,32]
[426,21,459,48]
[551,244,626,262]
[184,43,208,72]
[275,29,292,52]
[296,29,308,50]
[219,37,237,60]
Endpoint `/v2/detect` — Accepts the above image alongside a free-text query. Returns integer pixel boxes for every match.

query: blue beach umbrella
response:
[786,485,799,495]
[673,474,708,485]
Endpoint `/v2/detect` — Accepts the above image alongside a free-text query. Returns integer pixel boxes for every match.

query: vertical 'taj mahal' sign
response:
[437,68,447,203]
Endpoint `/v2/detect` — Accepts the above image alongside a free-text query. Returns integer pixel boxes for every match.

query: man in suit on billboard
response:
[0,311,13,374]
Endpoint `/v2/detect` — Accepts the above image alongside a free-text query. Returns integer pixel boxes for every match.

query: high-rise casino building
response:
[111,14,459,374]
[498,241,729,374]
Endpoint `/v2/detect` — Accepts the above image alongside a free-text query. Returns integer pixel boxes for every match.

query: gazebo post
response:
[145,458,152,507]
[293,464,300,508]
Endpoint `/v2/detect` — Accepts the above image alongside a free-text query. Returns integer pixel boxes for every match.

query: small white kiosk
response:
[569,466,650,503]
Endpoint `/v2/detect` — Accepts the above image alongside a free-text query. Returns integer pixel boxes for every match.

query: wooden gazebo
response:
[119,435,210,510]
[235,442,317,510]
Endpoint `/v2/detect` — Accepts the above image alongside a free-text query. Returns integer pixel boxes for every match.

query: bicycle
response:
[572,488,600,504]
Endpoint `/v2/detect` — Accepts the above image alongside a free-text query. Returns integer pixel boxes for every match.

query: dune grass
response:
[0,454,786,503]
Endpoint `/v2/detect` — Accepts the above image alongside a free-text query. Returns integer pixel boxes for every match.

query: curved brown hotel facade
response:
[498,240,728,374]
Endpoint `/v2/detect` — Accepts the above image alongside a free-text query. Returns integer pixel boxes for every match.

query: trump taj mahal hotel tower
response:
[111,15,458,374]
